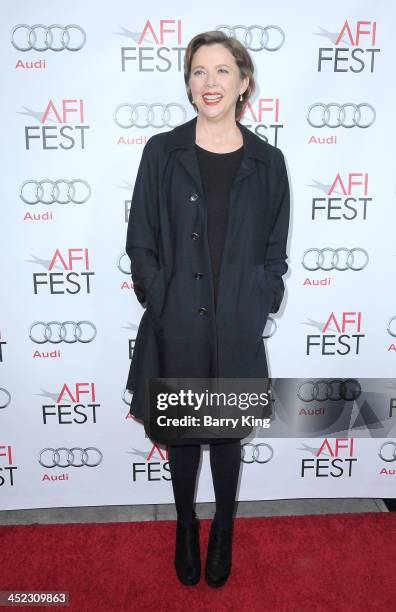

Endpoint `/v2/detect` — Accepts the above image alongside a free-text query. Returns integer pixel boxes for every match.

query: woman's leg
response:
[167,444,201,526]
[209,440,242,526]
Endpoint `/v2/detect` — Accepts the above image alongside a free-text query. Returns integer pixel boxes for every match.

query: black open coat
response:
[125,115,290,422]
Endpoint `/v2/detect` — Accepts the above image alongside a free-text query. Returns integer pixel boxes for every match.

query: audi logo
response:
[378,442,396,463]
[262,317,277,339]
[123,389,134,405]
[11,24,86,52]
[119,253,132,274]
[0,388,11,410]
[215,25,285,51]
[387,316,396,337]
[241,443,273,463]
[297,379,361,402]
[20,180,91,205]
[302,248,369,271]
[114,103,186,129]
[29,321,97,344]
[39,447,103,468]
[307,103,376,128]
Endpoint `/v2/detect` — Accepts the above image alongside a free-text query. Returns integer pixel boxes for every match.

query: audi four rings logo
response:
[262,317,277,339]
[302,248,369,271]
[29,321,97,344]
[114,103,186,128]
[123,389,134,405]
[241,443,274,463]
[20,180,91,205]
[378,442,396,463]
[119,253,132,274]
[387,316,396,337]
[0,388,11,410]
[307,103,376,128]
[39,447,103,467]
[11,24,86,51]
[297,379,361,402]
[215,25,285,51]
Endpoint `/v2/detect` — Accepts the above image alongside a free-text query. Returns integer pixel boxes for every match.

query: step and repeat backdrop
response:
[1,0,395,510]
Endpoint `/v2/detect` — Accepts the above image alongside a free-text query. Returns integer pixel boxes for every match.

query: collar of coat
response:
[164,115,272,168]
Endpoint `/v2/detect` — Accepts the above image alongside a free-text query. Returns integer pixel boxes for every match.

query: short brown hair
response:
[184,30,255,120]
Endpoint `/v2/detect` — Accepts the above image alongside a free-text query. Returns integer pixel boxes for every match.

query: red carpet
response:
[1,512,395,611]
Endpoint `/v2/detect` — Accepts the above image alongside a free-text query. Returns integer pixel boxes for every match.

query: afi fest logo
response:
[32,248,94,295]
[41,383,100,425]
[0,445,17,488]
[119,19,184,72]
[126,441,171,483]
[239,98,283,147]
[23,99,89,150]
[317,20,379,72]
[306,312,365,356]
[311,172,372,222]
[301,438,357,477]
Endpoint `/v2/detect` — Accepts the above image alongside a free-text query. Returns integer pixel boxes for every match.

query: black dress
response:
[166,142,245,447]
[195,143,244,310]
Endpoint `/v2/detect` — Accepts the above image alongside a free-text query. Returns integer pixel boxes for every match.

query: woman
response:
[125,31,290,587]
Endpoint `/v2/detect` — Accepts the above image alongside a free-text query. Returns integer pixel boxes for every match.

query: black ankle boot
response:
[205,518,234,588]
[174,514,201,586]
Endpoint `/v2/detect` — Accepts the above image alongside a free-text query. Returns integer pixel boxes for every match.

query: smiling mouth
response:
[202,94,223,105]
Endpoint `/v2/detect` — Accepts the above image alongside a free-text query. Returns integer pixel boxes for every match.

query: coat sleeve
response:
[125,136,160,308]
[265,149,290,314]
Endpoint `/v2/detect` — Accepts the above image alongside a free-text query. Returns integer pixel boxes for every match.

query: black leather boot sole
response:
[174,516,201,586]
[205,519,233,588]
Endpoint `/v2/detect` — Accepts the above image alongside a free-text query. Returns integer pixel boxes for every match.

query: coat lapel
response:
[178,146,205,195]
[164,115,272,193]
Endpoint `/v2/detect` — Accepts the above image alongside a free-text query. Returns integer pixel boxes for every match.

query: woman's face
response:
[189,43,249,120]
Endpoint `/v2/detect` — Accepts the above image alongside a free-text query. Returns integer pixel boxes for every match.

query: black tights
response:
[167,440,241,527]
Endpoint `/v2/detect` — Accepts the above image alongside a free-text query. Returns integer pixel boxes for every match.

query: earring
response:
[239,92,243,102]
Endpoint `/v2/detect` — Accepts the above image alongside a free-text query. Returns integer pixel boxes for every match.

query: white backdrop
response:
[1,0,396,510]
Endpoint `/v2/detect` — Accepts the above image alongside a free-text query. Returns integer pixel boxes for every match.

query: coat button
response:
[191,232,200,240]
[194,272,203,279]
[189,192,199,202]
[198,307,207,315]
